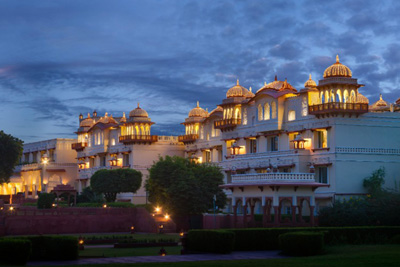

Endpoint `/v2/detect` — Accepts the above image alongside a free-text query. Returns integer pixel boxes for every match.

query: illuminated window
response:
[111,138,116,146]
[205,151,211,162]
[258,104,263,121]
[264,103,270,120]
[271,101,277,119]
[316,130,328,148]
[288,110,296,121]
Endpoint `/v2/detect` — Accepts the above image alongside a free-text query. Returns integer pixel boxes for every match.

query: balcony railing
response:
[178,134,199,143]
[232,173,315,183]
[119,135,158,144]
[308,102,368,117]
[71,142,88,151]
[214,118,242,130]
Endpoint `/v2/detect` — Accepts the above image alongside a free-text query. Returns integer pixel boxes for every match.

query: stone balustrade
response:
[232,172,315,183]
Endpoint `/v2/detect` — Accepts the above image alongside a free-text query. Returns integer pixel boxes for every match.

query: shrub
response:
[37,193,55,209]
[279,232,324,256]
[0,238,31,265]
[390,235,400,244]
[26,236,78,261]
[187,230,235,254]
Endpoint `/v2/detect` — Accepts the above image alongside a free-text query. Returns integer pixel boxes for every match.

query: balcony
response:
[71,142,88,151]
[178,134,199,144]
[232,172,315,183]
[308,102,368,118]
[214,118,241,131]
[119,135,158,144]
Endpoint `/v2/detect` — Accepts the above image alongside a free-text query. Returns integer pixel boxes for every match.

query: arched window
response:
[330,90,335,102]
[320,92,324,104]
[264,103,270,120]
[336,89,342,103]
[234,107,241,119]
[343,90,349,103]
[145,125,150,135]
[271,101,277,119]
[350,90,356,103]
[258,104,263,121]
[223,109,227,119]
[325,90,330,103]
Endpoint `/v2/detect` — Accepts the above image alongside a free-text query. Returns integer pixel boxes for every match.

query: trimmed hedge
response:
[279,232,324,256]
[24,236,78,261]
[0,238,31,265]
[230,226,400,250]
[187,230,235,254]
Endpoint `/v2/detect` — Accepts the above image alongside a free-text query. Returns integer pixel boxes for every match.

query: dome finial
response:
[105,112,108,117]
[380,94,382,100]
[137,102,140,108]
[197,101,199,108]
[336,54,339,63]
[87,113,91,118]
[309,74,312,80]
[249,86,252,92]
[264,81,267,86]
[123,112,126,118]
[275,75,277,81]
[236,79,239,86]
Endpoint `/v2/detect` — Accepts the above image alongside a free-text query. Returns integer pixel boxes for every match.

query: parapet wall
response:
[0,207,158,236]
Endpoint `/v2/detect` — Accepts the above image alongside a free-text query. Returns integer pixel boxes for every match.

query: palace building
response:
[68,55,400,226]
[72,104,185,204]
[7,139,78,200]
[179,55,400,227]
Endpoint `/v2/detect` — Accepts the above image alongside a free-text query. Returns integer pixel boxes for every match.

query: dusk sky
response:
[1,0,400,143]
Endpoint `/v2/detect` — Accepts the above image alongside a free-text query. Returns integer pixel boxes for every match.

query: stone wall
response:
[0,207,158,236]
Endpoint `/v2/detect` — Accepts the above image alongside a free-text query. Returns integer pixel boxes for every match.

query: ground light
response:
[164,214,169,220]
[158,247,167,256]
[103,204,107,208]
[78,238,84,250]
[130,226,135,234]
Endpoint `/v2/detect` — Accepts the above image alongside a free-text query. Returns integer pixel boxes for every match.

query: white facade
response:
[179,56,400,226]
[8,138,78,198]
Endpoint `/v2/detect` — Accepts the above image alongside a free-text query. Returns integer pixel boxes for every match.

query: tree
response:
[145,156,227,216]
[90,168,142,202]
[0,131,23,183]
[363,167,385,197]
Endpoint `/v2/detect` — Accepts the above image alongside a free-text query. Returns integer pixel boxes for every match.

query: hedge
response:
[187,230,235,254]
[0,238,31,265]
[279,232,324,256]
[23,236,78,261]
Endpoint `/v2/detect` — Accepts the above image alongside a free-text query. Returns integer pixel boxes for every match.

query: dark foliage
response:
[0,238,31,265]
[0,131,23,183]
[187,230,235,254]
[279,232,324,256]
[37,193,55,209]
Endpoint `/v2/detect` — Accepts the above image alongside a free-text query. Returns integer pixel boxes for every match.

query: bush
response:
[279,232,324,256]
[230,226,400,251]
[26,236,78,261]
[390,235,400,244]
[0,238,31,265]
[37,193,55,209]
[187,230,235,254]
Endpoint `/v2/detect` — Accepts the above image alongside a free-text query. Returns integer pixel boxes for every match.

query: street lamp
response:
[41,153,49,194]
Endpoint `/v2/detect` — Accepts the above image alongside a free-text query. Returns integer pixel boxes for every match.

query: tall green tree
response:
[145,156,227,216]
[0,131,23,183]
[91,168,142,202]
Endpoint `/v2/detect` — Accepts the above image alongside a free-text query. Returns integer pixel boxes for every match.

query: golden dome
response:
[188,101,208,118]
[323,55,352,78]
[97,113,118,124]
[372,94,388,107]
[356,93,369,104]
[129,103,149,118]
[256,76,296,93]
[80,113,95,127]
[304,74,317,87]
[226,79,254,98]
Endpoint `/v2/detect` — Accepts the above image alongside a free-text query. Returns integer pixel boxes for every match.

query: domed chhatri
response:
[129,103,149,118]
[323,55,352,78]
[79,113,95,127]
[356,93,369,104]
[188,101,208,118]
[304,74,317,88]
[372,94,389,108]
[226,79,254,98]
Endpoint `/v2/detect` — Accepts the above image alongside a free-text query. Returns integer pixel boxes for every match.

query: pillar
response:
[250,203,255,227]
[273,206,279,226]
[233,205,237,228]
[242,203,247,228]
[262,205,267,227]
[291,206,297,224]
[310,206,315,226]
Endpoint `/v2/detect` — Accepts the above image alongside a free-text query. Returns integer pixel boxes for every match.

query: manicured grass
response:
[79,246,182,258]
[54,245,399,267]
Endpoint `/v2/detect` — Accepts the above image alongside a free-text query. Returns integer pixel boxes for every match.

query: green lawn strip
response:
[78,233,180,244]
[80,246,183,258]
[53,245,399,267]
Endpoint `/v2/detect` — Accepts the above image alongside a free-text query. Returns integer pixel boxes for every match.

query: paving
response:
[28,251,285,266]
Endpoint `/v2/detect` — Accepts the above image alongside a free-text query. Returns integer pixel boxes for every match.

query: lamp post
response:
[41,153,49,194]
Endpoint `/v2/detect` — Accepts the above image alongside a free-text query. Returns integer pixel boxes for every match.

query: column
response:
[262,197,267,227]
[250,202,255,227]
[291,206,297,224]
[233,205,237,228]
[310,206,315,226]
[273,206,279,226]
[242,202,247,228]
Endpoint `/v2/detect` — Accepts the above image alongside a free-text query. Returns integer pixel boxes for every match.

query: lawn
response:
[80,246,183,258]
[52,244,400,267]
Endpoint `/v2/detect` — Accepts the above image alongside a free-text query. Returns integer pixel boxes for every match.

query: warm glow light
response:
[9,207,14,211]
[103,204,107,208]
[79,240,84,245]
[179,231,184,237]
[304,138,312,149]
[131,226,135,230]
[164,214,169,220]
[155,206,161,213]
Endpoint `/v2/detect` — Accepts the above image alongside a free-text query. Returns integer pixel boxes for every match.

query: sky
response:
[1,0,400,143]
